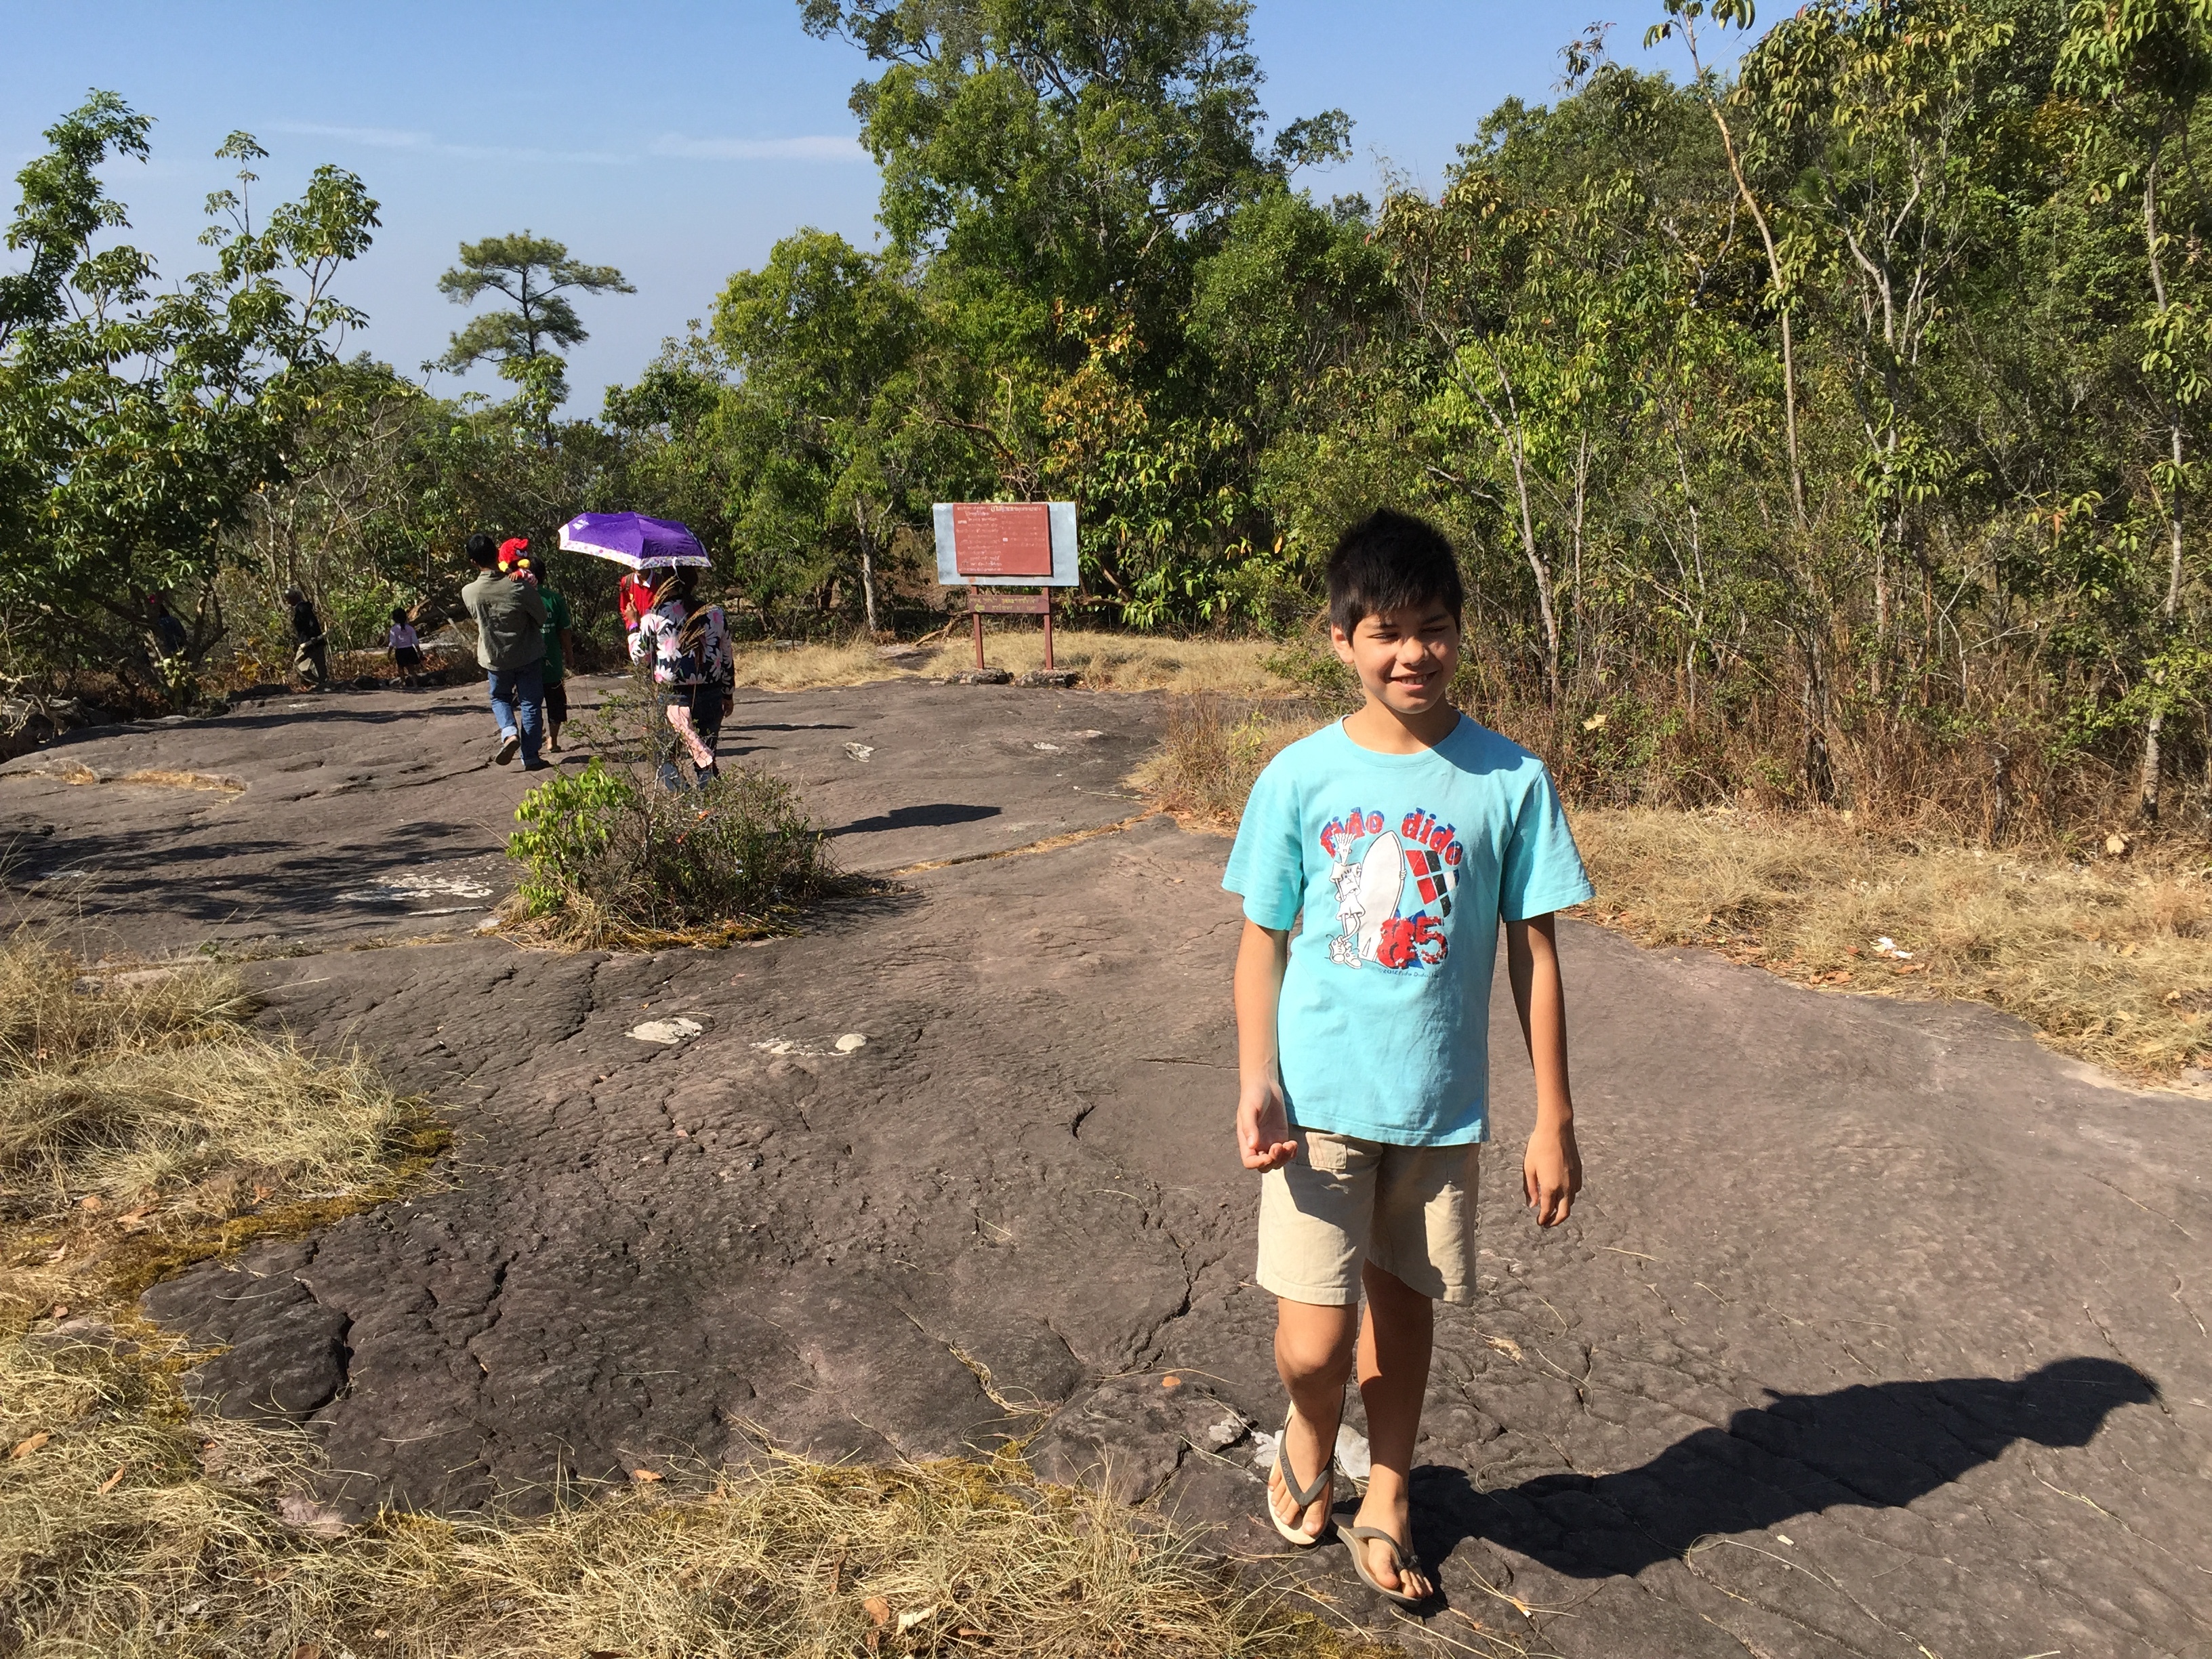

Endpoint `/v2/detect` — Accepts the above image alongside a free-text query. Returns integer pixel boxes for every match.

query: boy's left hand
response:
[1523,1120,1582,1226]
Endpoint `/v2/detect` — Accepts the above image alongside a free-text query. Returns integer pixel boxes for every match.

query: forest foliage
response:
[5,0,2212,834]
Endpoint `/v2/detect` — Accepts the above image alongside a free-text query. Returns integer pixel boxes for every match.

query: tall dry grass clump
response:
[1128,700,1321,827]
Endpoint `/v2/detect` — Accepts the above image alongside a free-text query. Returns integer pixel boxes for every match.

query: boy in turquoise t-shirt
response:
[1224,508,1591,1605]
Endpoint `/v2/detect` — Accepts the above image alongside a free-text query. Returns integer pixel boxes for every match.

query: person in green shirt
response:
[540,576,574,751]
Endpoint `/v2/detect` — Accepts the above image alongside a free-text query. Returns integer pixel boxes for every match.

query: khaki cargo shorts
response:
[1256,1130,1481,1306]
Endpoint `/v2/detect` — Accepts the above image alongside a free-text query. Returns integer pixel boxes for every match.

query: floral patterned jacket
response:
[630,600,735,689]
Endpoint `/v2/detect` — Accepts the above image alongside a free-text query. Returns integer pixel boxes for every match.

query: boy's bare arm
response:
[1504,914,1582,1225]
[1233,920,1298,1171]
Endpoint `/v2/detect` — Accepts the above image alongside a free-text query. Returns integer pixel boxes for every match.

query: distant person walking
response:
[631,567,733,788]
[286,588,329,689]
[460,532,550,770]
[387,608,424,687]
[539,569,574,751]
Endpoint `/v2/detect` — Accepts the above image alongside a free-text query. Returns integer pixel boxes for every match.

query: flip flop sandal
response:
[1267,1410,1336,1547]
[1347,1525,1432,1607]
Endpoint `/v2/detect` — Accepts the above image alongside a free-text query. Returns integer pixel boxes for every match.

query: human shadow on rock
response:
[830,802,1002,836]
[1416,1357,2156,1580]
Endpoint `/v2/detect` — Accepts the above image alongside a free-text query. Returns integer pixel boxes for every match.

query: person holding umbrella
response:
[632,566,735,787]
[560,512,718,777]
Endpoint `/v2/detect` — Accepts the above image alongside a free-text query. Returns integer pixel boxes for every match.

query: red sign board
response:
[952,501,1054,578]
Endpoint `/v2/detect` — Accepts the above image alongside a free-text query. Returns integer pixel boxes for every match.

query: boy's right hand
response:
[1237,1081,1298,1171]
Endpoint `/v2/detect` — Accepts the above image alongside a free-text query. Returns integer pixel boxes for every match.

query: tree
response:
[431,232,634,413]
[800,0,1350,619]
[0,93,377,698]
[1647,0,1811,531]
[714,230,926,630]
[2056,0,2212,821]
[1744,0,2037,697]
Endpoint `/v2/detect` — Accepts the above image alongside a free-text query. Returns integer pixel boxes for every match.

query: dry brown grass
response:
[1576,807,2212,1080]
[1132,697,2212,1081]
[0,941,440,1326]
[912,630,1296,695]
[730,639,920,691]
[0,939,1338,1657]
[3,1340,1323,1658]
[728,632,1301,697]
[1128,699,1318,827]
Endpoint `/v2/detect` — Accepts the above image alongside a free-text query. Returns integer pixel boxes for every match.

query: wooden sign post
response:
[931,500,1080,674]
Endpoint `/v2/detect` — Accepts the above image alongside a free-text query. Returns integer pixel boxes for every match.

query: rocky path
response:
[5,680,2208,1657]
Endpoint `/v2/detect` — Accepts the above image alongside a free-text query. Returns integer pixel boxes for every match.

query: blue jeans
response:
[487,660,545,764]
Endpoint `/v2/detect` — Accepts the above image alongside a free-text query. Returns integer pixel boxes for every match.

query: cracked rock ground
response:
[5,677,2209,1656]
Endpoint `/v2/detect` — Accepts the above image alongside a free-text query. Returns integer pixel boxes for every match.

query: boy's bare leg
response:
[1353,1262,1437,1597]
[1271,1298,1358,1539]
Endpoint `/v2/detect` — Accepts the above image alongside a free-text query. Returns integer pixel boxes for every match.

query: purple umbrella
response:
[557,511,710,569]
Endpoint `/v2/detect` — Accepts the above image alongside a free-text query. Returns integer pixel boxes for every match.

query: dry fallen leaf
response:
[630,1468,663,1483]
[118,1203,157,1227]
[77,1193,103,1212]
[863,1595,892,1627]
[897,1605,939,1635]
[11,1433,49,1459]
[253,1184,274,1204]
[1160,1373,1181,1389]
[99,1464,126,1494]
[49,1303,68,1319]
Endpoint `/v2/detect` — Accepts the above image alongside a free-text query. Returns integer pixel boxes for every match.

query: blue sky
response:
[3,1,1750,409]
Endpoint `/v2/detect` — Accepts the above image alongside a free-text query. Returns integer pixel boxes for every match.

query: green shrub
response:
[505,754,837,946]
[508,757,634,915]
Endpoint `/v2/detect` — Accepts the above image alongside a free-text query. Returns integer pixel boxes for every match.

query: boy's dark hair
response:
[465,532,497,567]
[1326,509,1464,635]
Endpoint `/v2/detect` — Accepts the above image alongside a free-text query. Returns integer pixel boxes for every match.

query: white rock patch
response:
[336,869,495,911]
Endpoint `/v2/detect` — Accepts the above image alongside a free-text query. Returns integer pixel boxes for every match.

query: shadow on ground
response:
[1421,1357,2156,1578]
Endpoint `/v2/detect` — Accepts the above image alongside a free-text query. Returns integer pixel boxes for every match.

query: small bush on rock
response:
[506,756,836,947]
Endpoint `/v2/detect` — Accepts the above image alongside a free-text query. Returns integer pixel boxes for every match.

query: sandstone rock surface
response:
[5,678,2207,1655]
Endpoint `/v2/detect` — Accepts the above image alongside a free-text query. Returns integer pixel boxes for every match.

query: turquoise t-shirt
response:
[1222,714,1594,1147]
